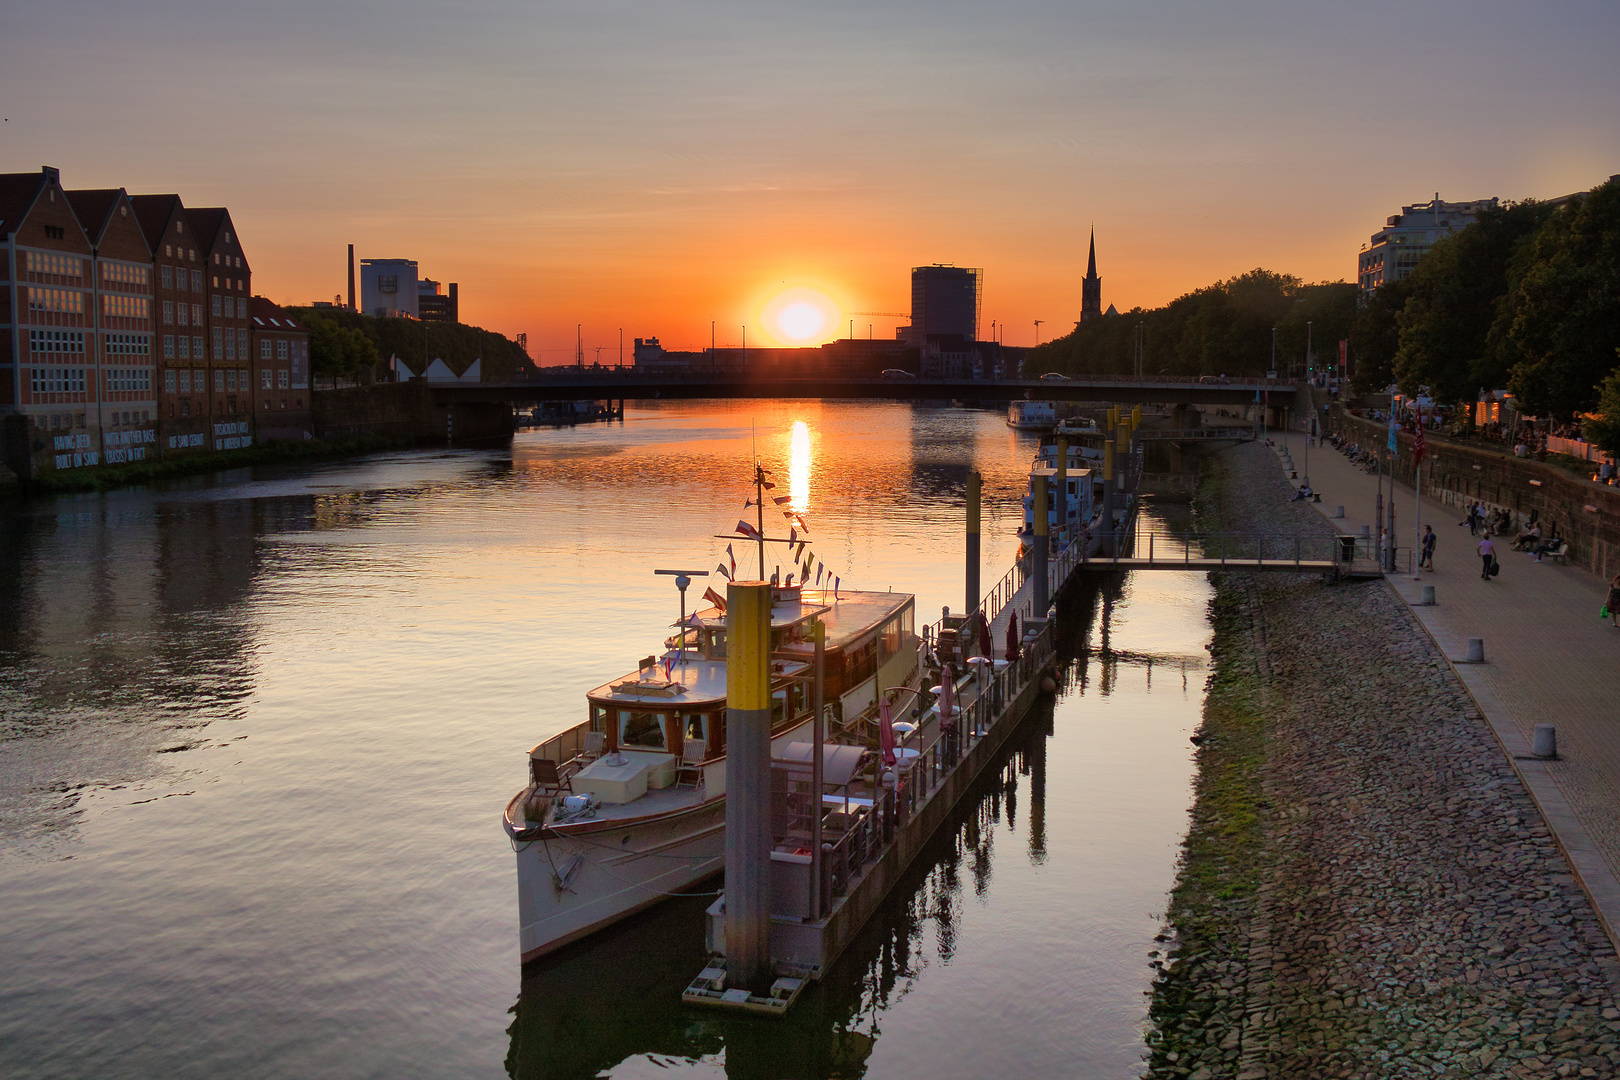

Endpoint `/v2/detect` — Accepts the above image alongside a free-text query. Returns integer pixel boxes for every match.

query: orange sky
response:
[5,1,1617,359]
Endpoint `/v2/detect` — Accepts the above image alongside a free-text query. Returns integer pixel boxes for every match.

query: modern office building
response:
[360,258,419,318]
[905,265,981,344]
[418,279,459,322]
[1357,195,1499,297]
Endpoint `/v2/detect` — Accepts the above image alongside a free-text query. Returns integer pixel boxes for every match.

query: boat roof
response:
[1030,466,1093,479]
[588,655,812,708]
[691,588,911,650]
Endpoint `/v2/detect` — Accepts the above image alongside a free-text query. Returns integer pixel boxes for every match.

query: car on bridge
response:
[880,368,916,380]
[1038,372,1070,382]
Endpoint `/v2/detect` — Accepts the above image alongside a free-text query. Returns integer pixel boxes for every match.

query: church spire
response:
[1081,227,1102,323]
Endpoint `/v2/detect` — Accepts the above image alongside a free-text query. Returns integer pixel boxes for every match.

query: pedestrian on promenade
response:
[1478,535,1497,580]
[1606,574,1620,627]
[1461,502,1480,536]
[1421,525,1436,571]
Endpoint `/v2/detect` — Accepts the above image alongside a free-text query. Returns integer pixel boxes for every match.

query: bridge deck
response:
[1075,556,1338,573]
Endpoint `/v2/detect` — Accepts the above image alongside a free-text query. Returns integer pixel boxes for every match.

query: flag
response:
[792,513,809,532]
[761,480,775,490]
[788,527,797,546]
[736,519,762,541]
[726,544,736,577]
[703,586,727,612]
[715,563,731,581]
[773,495,792,505]
[1387,407,1398,452]
[1414,406,1426,465]
[815,562,824,585]
[833,575,840,596]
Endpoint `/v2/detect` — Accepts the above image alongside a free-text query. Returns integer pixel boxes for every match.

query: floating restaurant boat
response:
[1020,412,1140,559]
[503,475,920,963]
[1006,400,1058,431]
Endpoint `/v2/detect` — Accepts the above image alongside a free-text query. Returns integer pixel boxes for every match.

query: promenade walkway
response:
[1279,433,1620,942]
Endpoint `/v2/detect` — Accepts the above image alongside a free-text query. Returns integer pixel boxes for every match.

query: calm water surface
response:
[0,401,1209,1078]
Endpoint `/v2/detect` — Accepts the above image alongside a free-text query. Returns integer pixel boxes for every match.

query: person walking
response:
[1606,573,1620,627]
[1478,535,1496,580]
[1461,502,1479,536]
[1420,525,1436,571]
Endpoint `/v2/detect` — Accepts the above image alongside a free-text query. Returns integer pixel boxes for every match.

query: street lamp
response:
[1303,321,1312,488]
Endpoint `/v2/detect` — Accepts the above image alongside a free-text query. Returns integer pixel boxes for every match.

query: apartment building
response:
[130,192,213,454]
[1357,195,1499,297]
[191,208,254,450]
[249,297,312,442]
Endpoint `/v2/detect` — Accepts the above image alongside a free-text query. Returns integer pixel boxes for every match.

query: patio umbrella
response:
[878,693,896,768]
[1005,612,1020,661]
[939,662,955,732]
[977,616,993,660]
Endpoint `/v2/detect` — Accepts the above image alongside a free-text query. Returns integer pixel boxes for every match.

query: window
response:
[175,266,188,292]
[211,295,222,317]
[212,327,223,359]
[226,369,237,392]
[260,340,271,360]
[191,270,202,291]
[262,368,273,390]
[237,329,249,357]
[188,248,195,261]
[276,340,289,361]
[179,370,191,393]
[161,266,173,289]
[193,335,204,358]
[619,710,667,750]
[181,399,189,417]
[174,302,186,326]
[214,369,225,393]
[213,254,219,266]
[278,369,289,389]
[225,330,235,360]
[236,297,247,319]
[191,303,201,324]
[683,713,708,745]
[165,369,176,393]
[164,335,176,359]
[27,329,86,355]
[165,244,172,257]
[178,335,190,359]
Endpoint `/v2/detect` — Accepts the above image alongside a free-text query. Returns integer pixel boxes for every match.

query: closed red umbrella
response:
[939,662,956,732]
[879,693,896,768]
[978,616,993,660]
[1005,612,1020,661]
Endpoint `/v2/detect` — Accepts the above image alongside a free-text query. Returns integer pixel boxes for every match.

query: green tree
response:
[1348,277,1409,394]
[305,315,380,379]
[1391,201,1554,408]
[1505,178,1620,417]
[1585,359,1620,457]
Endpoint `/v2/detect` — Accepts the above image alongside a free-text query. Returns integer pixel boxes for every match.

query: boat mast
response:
[755,460,767,580]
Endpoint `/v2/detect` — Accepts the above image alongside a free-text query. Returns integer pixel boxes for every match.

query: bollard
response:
[1333,505,1345,518]
[1465,638,1485,663]
[1420,584,1435,605]
[724,581,774,992]
[1532,724,1558,759]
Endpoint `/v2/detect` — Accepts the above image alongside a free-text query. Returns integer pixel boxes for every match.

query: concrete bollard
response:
[1333,505,1345,518]
[1532,724,1558,759]
[1465,638,1485,663]
[1420,584,1435,605]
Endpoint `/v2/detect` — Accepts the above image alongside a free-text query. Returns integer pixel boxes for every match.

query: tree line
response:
[287,307,536,383]
[1023,270,1356,381]
[1348,177,1620,448]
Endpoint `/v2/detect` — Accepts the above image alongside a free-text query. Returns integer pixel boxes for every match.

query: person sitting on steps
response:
[1532,528,1564,562]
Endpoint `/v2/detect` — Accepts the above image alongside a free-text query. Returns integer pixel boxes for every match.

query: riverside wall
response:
[311,380,515,444]
[1146,441,1620,1080]
[1334,410,1620,581]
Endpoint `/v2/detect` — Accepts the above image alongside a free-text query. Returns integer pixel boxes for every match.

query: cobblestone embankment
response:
[1147,441,1620,1080]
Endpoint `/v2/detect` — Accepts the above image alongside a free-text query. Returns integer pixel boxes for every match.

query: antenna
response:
[654,569,711,663]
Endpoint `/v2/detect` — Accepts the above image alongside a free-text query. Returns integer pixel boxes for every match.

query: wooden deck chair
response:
[676,737,707,787]
[529,754,572,795]
[581,730,607,763]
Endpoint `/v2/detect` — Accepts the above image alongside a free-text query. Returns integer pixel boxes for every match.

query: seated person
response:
[1290,484,1313,502]
[1513,523,1542,551]
[1533,531,1564,560]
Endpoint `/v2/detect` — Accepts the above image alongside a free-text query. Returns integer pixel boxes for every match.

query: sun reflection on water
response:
[790,420,812,511]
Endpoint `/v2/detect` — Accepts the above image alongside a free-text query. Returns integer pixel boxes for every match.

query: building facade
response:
[360,258,419,319]
[1357,195,1499,297]
[905,265,981,344]
[418,279,459,322]
[192,208,254,450]
[249,297,312,442]
[130,192,214,454]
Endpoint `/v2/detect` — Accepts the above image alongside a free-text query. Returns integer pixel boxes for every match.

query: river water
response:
[0,400,1210,1079]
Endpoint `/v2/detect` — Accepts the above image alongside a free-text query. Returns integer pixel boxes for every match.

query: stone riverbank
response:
[1145,440,1620,1079]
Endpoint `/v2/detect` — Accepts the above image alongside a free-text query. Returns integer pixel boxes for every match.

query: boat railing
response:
[529,724,592,775]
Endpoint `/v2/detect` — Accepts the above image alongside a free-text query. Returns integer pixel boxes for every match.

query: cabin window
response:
[706,629,727,659]
[590,704,609,731]
[772,688,788,727]
[881,616,901,662]
[620,710,667,750]
[683,712,708,743]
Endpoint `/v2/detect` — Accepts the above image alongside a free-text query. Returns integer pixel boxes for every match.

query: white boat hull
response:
[514,798,727,962]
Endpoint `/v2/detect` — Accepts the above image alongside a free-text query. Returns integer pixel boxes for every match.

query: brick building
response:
[191,208,254,450]
[130,192,213,454]
[249,297,312,442]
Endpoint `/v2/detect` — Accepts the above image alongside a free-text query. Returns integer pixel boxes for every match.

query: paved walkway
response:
[1276,432,1620,945]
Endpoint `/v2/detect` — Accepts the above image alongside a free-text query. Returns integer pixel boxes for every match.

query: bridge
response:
[429,373,1298,409]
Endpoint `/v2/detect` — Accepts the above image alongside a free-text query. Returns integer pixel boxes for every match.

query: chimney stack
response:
[347,245,356,311]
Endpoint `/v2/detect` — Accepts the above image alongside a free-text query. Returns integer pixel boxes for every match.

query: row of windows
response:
[258,339,293,361]
[31,368,88,394]
[261,368,291,390]
[211,326,251,360]
[104,333,151,356]
[162,334,206,360]
[163,367,252,395]
[162,301,204,326]
[163,244,197,261]
[29,329,86,354]
[27,287,85,314]
[160,266,206,292]
[211,295,249,319]
[105,368,153,394]
[102,294,150,320]
[25,251,83,281]
[100,262,151,288]
[213,275,247,292]
[214,252,243,269]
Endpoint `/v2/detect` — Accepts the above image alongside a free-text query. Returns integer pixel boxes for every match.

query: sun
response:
[760,287,840,345]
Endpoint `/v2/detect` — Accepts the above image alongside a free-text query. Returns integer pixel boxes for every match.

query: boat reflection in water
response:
[505,691,1062,1080]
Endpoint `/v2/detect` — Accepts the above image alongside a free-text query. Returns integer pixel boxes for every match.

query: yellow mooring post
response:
[965,471,982,617]
[1054,438,1069,545]
[724,580,773,991]
[1033,475,1049,613]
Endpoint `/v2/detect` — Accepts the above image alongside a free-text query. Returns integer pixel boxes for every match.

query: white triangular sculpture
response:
[424,358,456,382]
[391,355,419,381]
[460,358,481,383]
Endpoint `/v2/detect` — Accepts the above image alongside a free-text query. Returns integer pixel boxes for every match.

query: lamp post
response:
[1303,321,1312,488]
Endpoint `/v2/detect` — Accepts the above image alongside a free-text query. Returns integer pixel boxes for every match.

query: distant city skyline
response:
[5,1,1616,359]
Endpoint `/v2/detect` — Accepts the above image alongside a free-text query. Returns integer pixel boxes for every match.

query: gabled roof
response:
[0,169,50,237]
[188,207,228,250]
[128,193,185,249]
[64,188,125,247]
